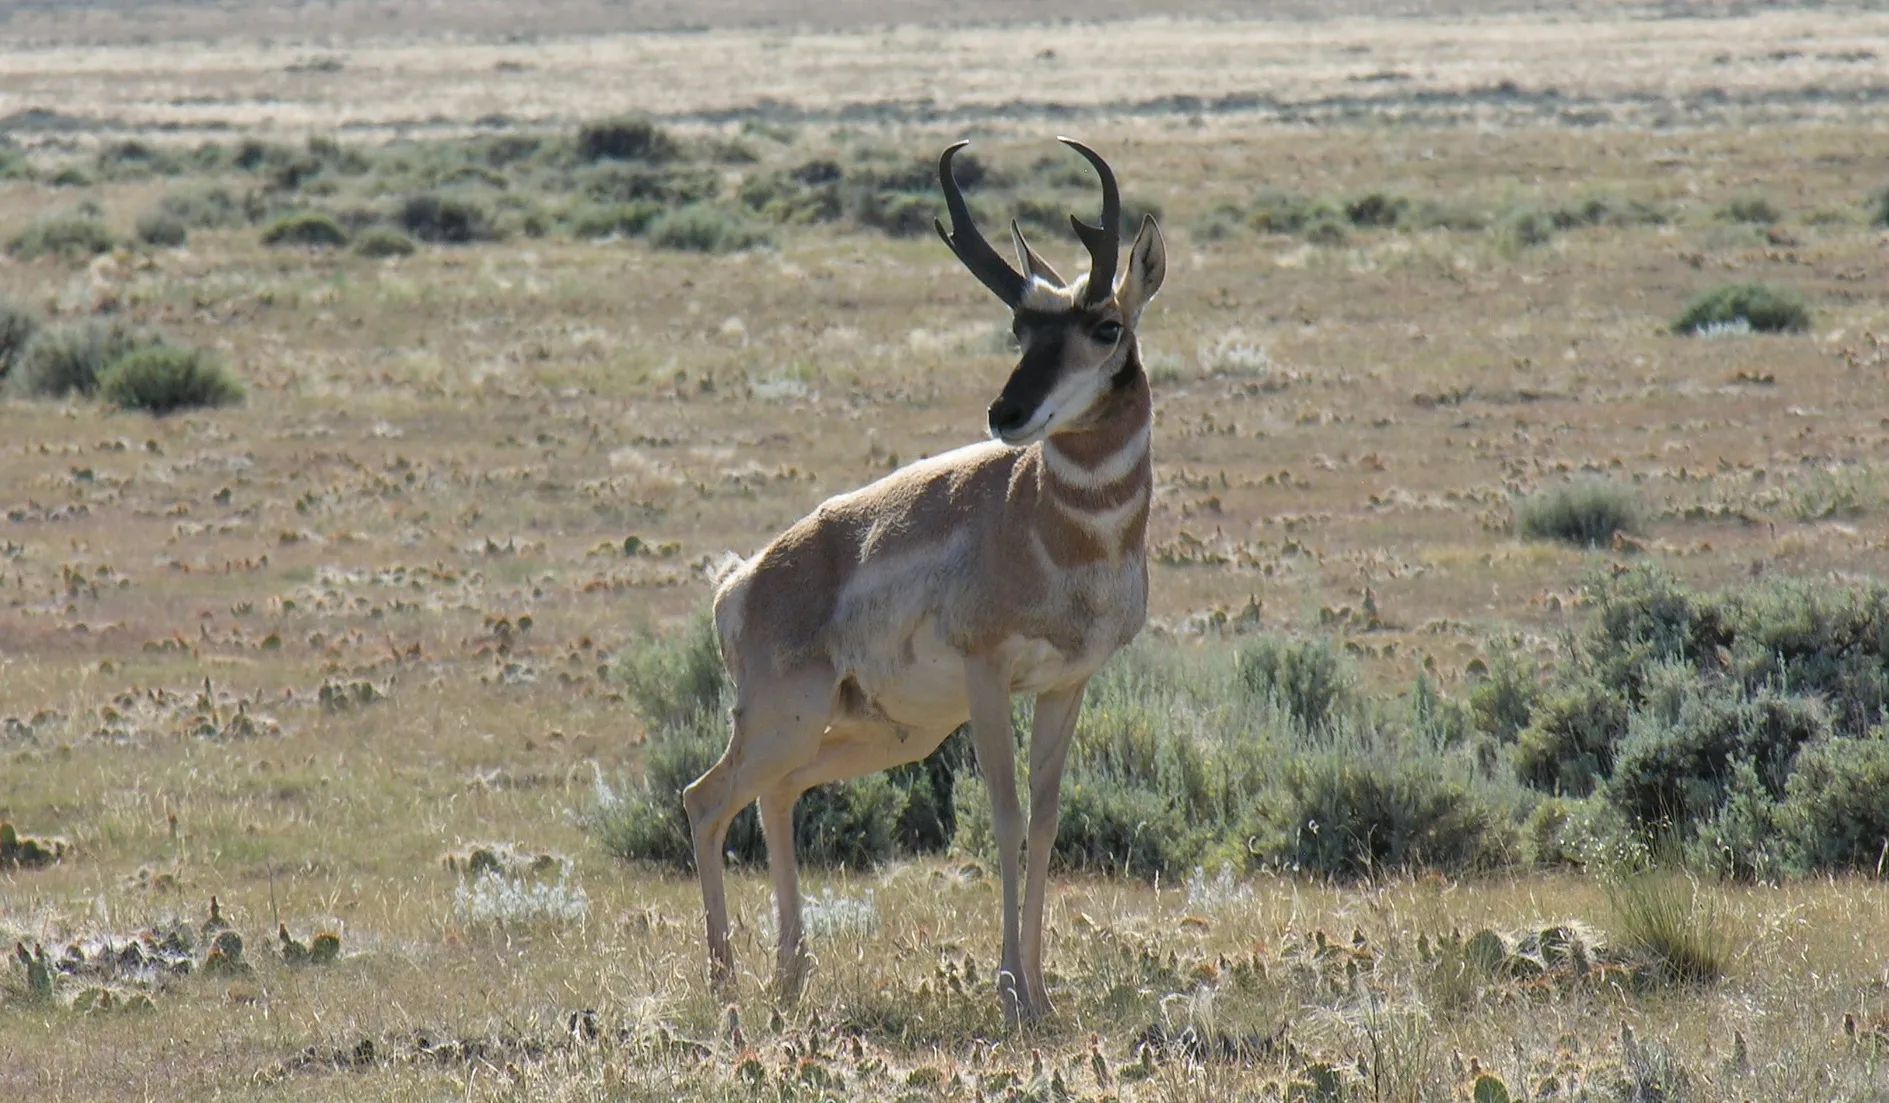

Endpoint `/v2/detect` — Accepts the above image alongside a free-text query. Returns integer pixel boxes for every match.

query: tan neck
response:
[1035,362,1152,564]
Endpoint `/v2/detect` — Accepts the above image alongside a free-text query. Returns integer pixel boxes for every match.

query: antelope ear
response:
[1010,220,1065,288]
[1115,215,1166,325]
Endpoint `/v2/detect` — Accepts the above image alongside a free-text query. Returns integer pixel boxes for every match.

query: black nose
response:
[988,397,1031,436]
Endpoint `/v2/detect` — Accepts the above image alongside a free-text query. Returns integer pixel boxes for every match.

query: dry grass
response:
[4,1,1889,1099]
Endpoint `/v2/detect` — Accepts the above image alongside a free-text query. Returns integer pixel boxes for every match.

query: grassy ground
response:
[3,2,1889,1100]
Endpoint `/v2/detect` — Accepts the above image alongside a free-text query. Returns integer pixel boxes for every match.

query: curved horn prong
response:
[1010,219,1065,287]
[1057,137,1120,306]
[934,140,1026,306]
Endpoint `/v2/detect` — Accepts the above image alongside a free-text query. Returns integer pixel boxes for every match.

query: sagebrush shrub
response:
[1469,647,1538,743]
[353,226,417,258]
[9,321,153,398]
[261,211,348,247]
[398,193,498,244]
[1514,480,1642,547]
[135,212,188,248]
[1234,636,1355,735]
[97,345,243,414]
[1246,751,1514,878]
[1777,737,1889,874]
[646,204,771,253]
[1673,283,1809,335]
[153,185,241,228]
[576,116,680,163]
[0,297,39,381]
[7,211,116,261]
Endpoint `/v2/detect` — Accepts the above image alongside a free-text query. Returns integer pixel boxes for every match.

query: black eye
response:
[1092,321,1123,344]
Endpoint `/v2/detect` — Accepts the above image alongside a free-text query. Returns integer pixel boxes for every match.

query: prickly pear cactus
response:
[1473,1073,1513,1103]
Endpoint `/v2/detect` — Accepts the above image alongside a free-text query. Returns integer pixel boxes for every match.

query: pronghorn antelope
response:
[684,137,1165,1020]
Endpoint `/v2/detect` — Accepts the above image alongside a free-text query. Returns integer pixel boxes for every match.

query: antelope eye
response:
[1092,321,1124,344]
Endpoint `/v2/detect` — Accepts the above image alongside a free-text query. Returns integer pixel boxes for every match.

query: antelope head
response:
[935,137,1167,447]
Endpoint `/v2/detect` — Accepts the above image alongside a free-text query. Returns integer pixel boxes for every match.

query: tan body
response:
[683,138,1166,1020]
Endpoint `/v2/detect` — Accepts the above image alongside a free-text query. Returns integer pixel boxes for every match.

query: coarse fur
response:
[684,138,1167,1022]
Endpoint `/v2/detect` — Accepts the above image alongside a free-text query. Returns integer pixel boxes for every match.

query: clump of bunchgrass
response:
[1601,870,1732,984]
[1673,283,1810,335]
[1513,480,1643,547]
[97,344,243,414]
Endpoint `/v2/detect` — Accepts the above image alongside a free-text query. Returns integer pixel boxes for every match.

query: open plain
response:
[2,2,1888,1100]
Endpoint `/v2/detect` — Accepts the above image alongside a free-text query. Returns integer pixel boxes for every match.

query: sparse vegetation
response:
[1673,282,1811,334]
[3,9,1888,1101]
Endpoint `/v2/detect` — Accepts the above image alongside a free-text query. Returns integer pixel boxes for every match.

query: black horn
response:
[934,140,1026,306]
[1058,137,1120,306]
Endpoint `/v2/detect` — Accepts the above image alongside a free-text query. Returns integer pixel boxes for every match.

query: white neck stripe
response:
[1044,425,1150,490]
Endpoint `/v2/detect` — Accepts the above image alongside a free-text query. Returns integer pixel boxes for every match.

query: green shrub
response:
[397,193,499,244]
[1247,190,1342,235]
[1872,186,1889,228]
[576,116,680,164]
[1777,736,1889,874]
[1514,480,1642,547]
[94,139,182,178]
[577,163,715,205]
[48,166,93,188]
[8,321,154,398]
[567,201,661,240]
[1717,195,1780,224]
[353,226,417,258]
[153,185,242,228]
[1469,647,1538,743]
[611,617,727,733]
[135,212,188,248]
[1234,636,1355,735]
[646,204,771,253]
[261,211,348,248]
[1344,192,1409,228]
[1246,751,1514,878]
[7,211,116,261]
[738,160,845,224]
[1673,283,1810,335]
[0,140,30,180]
[0,297,39,381]
[1551,194,1669,229]
[1514,679,1629,796]
[1496,205,1556,249]
[97,345,243,414]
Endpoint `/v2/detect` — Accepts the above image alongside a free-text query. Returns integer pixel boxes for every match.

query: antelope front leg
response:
[964,654,1029,1021]
[1021,679,1087,1015]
